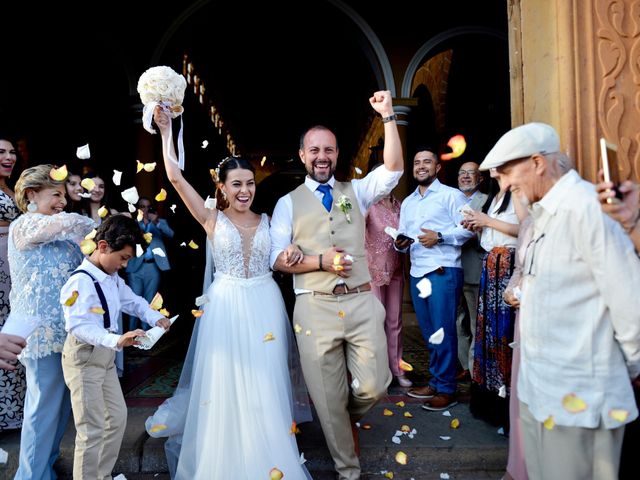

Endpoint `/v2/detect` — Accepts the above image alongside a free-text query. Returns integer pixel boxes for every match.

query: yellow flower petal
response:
[192,309,204,318]
[400,424,410,433]
[137,209,144,221]
[80,178,96,192]
[338,310,345,319]
[143,232,153,244]
[294,324,302,334]
[543,415,555,430]
[562,393,588,413]
[149,424,167,433]
[143,162,157,172]
[155,188,167,201]
[450,418,460,429]
[64,291,79,306]
[290,421,300,434]
[441,134,467,161]
[361,423,372,430]
[269,468,284,480]
[333,253,342,265]
[395,401,405,407]
[98,205,109,218]
[80,239,97,255]
[305,329,311,336]
[398,359,414,372]
[384,473,394,479]
[403,411,413,418]
[50,165,68,181]
[188,240,199,249]
[90,306,105,314]
[383,408,394,416]
[395,451,408,465]
[136,160,144,173]
[609,409,629,423]
[149,292,163,310]
[85,229,97,240]
[263,332,275,342]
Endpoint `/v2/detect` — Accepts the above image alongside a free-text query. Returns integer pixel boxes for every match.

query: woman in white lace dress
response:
[6,164,95,479]
[146,107,312,479]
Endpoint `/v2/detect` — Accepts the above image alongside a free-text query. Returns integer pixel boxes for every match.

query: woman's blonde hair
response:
[15,164,66,213]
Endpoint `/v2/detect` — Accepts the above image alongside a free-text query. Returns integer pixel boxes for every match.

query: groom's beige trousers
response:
[294,290,392,480]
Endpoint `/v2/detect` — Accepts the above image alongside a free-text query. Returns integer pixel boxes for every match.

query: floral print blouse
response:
[8,212,95,359]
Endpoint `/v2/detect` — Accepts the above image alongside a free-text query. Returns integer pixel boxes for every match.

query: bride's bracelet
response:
[318,254,324,271]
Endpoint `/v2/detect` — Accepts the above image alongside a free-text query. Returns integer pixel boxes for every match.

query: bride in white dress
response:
[146,107,312,479]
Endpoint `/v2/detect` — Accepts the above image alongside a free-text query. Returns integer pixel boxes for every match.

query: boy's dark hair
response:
[95,214,145,252]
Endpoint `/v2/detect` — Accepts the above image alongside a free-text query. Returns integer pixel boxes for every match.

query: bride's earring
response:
[27,201,38,213]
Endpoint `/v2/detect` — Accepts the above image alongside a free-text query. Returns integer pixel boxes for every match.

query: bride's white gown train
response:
[146,212,311,479]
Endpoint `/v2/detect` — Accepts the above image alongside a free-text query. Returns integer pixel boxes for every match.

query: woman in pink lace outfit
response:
[365,193,410,387]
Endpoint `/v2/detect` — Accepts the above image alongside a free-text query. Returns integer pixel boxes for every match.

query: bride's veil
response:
[145,237,312,478]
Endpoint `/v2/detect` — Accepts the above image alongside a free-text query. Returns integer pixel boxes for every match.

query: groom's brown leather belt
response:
[316,282,371,296]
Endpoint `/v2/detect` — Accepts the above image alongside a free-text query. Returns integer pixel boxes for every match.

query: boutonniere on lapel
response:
[336,195,353,223]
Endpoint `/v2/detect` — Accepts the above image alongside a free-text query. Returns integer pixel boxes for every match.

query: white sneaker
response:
[396,375,413,387]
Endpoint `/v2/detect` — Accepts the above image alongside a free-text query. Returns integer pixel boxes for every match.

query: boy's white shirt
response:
[60,258,164,350]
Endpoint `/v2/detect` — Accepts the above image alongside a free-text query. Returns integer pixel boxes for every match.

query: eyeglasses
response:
[458,170,478,176]
[525,233,545,276]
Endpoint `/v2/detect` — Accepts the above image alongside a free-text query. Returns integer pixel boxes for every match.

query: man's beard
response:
[307,163,336,183]
[459,184,478,193]
[415,174,437,186]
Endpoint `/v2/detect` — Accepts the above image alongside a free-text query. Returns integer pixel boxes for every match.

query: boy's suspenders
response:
[69,270,111,329]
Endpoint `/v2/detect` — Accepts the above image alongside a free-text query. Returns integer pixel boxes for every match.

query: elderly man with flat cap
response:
[480,122,640,479]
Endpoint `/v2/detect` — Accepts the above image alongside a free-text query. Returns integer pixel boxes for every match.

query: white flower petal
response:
[384,226,399,240]
[170,204,177,213]
[355,167,362,174]
[136,244,144,257]
[439,436,451,441]
[498,385,507,398]
[201,140,209,149]
[442,410,452,417]
[391,436,401,444]
[112,170,123,186]
[417,277,432,298]
[0,447,8,464]
[195,294,209,307]
[121,186,140,205]
[151,248,166,257]
[429,327,444,345]
[204,196,217,210]
[76,144,91,160]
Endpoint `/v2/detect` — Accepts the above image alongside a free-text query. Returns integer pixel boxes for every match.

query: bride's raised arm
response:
[153,106,215,228]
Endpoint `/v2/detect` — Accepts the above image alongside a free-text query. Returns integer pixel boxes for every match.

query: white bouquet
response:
[137,65,187,169]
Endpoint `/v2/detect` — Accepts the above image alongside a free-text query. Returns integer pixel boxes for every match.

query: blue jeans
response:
[410,267,463,395]
[15,353,71,480]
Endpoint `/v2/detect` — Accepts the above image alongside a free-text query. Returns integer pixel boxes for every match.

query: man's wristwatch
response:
[437,232,444,244]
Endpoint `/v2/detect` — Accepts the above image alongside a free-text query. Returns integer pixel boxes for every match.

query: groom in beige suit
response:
[270,91,404,480]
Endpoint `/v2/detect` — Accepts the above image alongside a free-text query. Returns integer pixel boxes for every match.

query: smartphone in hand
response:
[395,233,415,246]
[600,138,623,203]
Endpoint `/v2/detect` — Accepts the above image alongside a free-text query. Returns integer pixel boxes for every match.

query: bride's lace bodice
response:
[212,212,271,278]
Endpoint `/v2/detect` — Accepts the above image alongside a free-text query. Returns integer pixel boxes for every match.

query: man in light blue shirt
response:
[396,146,474,411]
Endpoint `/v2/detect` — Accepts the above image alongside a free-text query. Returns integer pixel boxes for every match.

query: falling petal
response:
[440,474,450,480]
[128,203,136,213]
[136,244,144,257]
[85,229,97,240]
[121,186,140,205]
[384,473,394,479]
[498,385,507,398]
[429,327,444,345]
[149,424,168,434]
[543,415,555,430]
[78,192,92,198]
[112,170,122,186]
[290,421,300,434]
[439,436,451,441]
[80,239,97,255]
[383,408,394,416]
[261,156,267,167]
[403,411,413,418]
[90,306,106,314]
[136,160,144,173]
[81,178,96,192]
[50,165,68,181]
[263,332,275,342]
[269,468,283,480]
[333,254,342,265]
[192,309,204,318]
[497,427,505,435]
[305,329,311,336]
[442,410,452,417]
[152,247,166,257]
[155,188,167,201]
[395,451,408,465]
[400,424,411,433]
[0,447,9,464]
[143,232,153,244]
[398,359,414,372]
[159,308,170,317]
[416,277,432,298]
[204,196,217,210]
[188,240,199,249]
[64,291,79,306]
[338,310,346,319]
[170,204,177,213]
[384,226,399,240]
[180,242,186,247]
[143,162,157,172]
[609,409,629,423]
[391,436,401,444]
[201,140,209,149]
[299,452,307,465]
[76,144,91,159]
[562,393,588,413]
[395,401,405,407]
[294,324,302,334]
[137,209,144,221]
[450,418,460,429]
[361,423,372,430]
[98,206,109,218]
[440,134,466,161]
[150,292,163,310]
[355,167,363,174]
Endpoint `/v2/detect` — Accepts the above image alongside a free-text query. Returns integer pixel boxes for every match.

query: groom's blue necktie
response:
[316,184,333,212]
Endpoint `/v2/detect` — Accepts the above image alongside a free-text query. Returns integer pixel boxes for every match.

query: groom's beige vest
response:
[291,182,371,294]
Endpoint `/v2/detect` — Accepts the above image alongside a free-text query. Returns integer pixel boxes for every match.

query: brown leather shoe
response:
[421,393,458,411]
[407,385,437,399]
[455,369,471,381]
[351,421,360,456]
